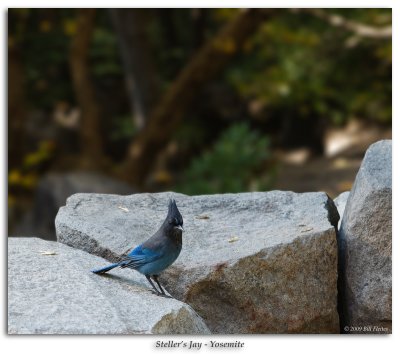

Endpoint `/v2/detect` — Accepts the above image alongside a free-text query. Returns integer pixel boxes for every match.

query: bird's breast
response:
[175,235,182,248]
[171,230,183,248]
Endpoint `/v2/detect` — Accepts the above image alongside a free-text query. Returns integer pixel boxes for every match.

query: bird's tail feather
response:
[92,263,119,274]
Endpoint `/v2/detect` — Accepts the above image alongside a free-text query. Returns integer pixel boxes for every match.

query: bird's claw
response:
[150,290,172,298]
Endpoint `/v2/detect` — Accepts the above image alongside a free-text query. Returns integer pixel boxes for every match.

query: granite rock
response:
[8,237,210,334]
[12,172,135,240]
[338,140,392,333]
[334,191,350,229]
[56,190,340,333]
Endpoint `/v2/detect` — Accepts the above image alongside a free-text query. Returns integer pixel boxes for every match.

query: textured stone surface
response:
[338,140,392,333]
[334,191,350,229]
[8,237,210,334]
[56,190,340,333]
[12,172,135,240]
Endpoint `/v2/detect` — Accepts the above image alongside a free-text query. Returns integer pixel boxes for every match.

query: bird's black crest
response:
[167,198,183,224]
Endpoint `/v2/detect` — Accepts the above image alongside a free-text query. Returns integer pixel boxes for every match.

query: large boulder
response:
[338,140,392,333]
[11,172,135,240]
[8,237,210,334]
[56,190,340,333]
[334,191,350,229]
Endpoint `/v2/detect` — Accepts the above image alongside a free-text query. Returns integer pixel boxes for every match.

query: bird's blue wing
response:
[121,245,162,268]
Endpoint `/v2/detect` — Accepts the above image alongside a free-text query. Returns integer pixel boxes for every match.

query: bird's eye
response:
[169,218,177,225]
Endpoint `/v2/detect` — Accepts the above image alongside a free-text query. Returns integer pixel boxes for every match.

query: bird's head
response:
[165,198,184,233]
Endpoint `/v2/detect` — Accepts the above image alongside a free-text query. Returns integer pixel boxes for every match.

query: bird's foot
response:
[150,290,173,298]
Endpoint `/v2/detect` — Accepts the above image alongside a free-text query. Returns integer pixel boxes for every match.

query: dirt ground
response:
[273,122,392,199]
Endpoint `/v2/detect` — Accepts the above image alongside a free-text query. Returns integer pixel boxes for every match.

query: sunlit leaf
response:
[63,19,77,36]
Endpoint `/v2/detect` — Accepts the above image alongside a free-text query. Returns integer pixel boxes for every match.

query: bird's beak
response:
[174,225,184,232]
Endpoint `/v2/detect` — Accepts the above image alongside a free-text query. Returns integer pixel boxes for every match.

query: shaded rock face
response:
[56,191,340,333]
[334,191,350,230]
[12,172,135,240]
[339,140,392,333]
[8,237,210,334]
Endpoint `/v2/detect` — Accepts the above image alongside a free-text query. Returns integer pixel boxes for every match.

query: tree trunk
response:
[109,9,159,130]
[8,44,27,169]
[69,8,103,162]
[191,8,208,51]
[121,9,274,187]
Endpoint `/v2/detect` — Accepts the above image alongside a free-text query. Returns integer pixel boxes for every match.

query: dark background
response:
[8,8,392,239]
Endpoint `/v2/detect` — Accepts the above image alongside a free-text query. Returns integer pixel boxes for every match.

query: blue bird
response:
[92,199,184,296]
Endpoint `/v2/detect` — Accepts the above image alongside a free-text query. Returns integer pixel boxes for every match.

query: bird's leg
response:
[145,275,160,295]
[152,275,166,295]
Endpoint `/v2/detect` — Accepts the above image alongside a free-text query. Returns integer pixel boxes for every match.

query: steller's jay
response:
[92,199,183,296]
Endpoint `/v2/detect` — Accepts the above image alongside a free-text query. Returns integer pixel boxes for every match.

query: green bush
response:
[178,122,272,195]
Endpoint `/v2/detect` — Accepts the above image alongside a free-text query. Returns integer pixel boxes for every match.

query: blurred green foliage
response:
[9,140,55,195]
[91,27,121,77]
[9,8,391,131]
[110,115,137,141]
[177,123,272,195]
[226,9,392,125]
[8,8,392,197]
